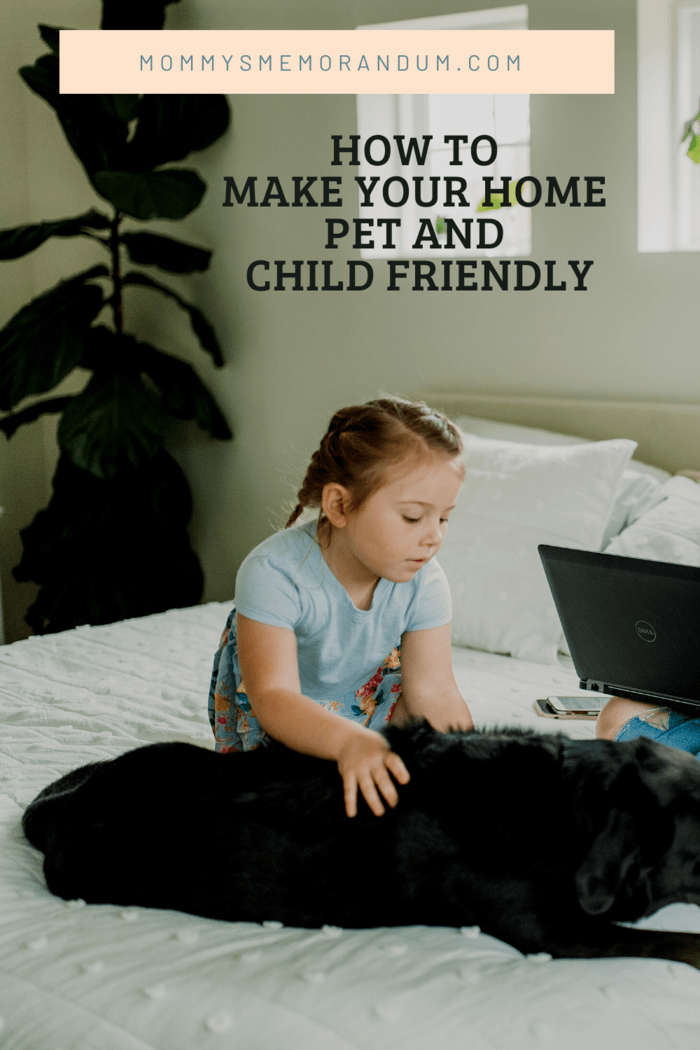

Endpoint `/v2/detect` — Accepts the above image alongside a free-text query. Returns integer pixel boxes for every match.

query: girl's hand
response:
[336,731,410,818]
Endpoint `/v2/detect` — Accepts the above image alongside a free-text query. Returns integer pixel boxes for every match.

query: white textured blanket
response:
[1,603,699,1050]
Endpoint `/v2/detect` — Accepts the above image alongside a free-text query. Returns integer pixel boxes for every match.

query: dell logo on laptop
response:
[635,620,656,642]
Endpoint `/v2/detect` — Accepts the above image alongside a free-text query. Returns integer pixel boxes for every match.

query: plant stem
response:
[109,209,123,334]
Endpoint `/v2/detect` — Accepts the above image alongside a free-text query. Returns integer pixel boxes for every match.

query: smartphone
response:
[547,695,608,714]
[533,696,607,720]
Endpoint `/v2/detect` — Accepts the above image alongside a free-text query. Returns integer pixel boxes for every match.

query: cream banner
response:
[59,30,614,95]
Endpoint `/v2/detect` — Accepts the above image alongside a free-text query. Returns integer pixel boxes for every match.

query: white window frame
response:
[638,0,700,251]
[355,6,530,260]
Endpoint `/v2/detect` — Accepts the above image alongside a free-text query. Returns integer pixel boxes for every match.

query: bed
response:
[1,394,700,1050]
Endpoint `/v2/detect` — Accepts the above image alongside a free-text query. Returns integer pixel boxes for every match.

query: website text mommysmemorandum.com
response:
[138,53,520,73]
[59,30,614,94]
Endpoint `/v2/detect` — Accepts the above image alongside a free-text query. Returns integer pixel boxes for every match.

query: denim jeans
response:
[615,708,700,756]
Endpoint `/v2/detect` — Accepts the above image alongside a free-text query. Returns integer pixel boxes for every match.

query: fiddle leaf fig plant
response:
[0,5,232,635]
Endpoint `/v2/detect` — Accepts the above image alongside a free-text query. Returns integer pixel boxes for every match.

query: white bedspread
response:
[1,603,699,1050]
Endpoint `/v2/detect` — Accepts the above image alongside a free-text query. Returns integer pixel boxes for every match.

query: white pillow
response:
[440,434,636,664]
[557,470,669,656]
[603,476,700,564]
[454,414,671,482]
[600,469,666,548]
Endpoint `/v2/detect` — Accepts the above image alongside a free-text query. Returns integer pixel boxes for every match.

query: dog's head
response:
[568,737,700,920]
[387,724,700,924]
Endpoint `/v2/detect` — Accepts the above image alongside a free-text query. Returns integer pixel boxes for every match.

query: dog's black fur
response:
[22,723,700,967]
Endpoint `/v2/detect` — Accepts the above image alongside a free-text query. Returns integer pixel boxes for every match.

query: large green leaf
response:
[0,395,74,439]
[122,271,223,365]
[75,327,230,436]
[14,449,203,634]
[121,231,211,273]
[21,54,132,177]
[138,341,232,437]
[19,53,60,110]
[92,169,206,219]
[57,371,167,478]
[0,267,107,411]
[127,95,230,170]
[0,209,111,260]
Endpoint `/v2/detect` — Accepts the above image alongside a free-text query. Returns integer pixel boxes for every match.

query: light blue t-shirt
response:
[233,521,452,702]
[208,520,453,751]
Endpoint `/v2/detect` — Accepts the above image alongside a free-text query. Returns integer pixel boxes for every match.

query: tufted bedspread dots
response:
[1,603,700,1049]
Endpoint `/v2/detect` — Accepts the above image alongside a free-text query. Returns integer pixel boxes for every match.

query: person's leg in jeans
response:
[597,696,700,755]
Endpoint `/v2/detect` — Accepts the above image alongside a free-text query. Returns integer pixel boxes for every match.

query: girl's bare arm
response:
[236,613,409,816]
[399,623,474,732]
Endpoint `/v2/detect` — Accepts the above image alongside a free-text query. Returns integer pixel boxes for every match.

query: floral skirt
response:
[208,608,403,753]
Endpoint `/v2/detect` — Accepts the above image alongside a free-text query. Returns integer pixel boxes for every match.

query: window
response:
[355,6,530,260]
[638,0,700,251]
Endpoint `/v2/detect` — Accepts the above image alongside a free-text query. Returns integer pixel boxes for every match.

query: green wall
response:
[1,0,697,639]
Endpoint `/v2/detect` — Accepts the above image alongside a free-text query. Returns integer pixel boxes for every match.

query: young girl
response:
[208,397,474,819]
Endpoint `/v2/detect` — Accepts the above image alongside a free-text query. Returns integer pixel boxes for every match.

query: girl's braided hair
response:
[285,397,464,536]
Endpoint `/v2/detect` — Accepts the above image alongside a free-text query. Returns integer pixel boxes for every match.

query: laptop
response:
[538,544,700,712]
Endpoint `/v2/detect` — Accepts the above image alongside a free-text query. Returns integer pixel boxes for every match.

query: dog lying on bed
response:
[22,723,700,968]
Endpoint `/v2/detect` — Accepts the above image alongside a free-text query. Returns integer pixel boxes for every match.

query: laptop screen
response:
[539,545,700,707]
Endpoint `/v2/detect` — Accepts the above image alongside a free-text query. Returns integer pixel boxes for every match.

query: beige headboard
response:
[417,392,700,475]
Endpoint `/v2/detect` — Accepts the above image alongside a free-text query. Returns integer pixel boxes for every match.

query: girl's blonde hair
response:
[285,397,464,535]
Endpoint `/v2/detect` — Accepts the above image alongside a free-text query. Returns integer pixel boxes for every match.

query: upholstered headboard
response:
[417,392,700,475]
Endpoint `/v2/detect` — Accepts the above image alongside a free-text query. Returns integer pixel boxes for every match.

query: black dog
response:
[22,723,700,968]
